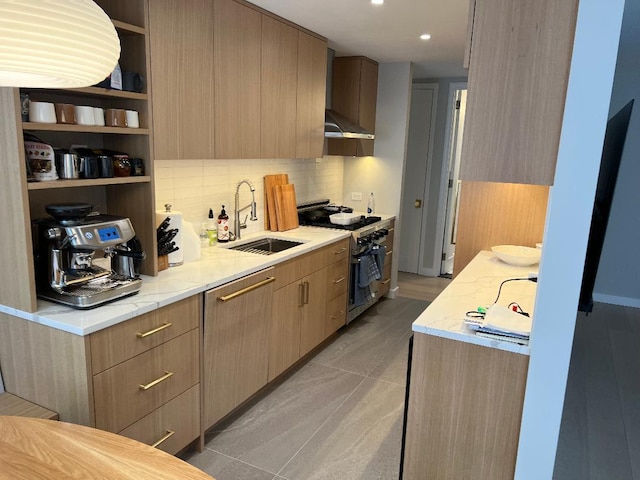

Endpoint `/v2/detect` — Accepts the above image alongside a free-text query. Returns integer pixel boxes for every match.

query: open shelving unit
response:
[0,0,157,313]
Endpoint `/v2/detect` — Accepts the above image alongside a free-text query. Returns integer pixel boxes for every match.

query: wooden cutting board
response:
[264,173,289,231]
[273,184,299,232]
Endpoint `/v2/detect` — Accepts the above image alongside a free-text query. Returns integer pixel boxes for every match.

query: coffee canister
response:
[79,155,99,179]
[97,155,114,178]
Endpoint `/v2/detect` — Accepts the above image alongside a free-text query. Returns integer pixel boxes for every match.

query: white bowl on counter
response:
[329,212,361,225]
[491,245,541,266]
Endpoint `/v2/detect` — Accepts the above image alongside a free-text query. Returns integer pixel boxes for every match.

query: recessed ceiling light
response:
[420,33,432,40]
[371,0,384,5]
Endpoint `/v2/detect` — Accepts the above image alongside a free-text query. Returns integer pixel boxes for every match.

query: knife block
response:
[158,255,169,272]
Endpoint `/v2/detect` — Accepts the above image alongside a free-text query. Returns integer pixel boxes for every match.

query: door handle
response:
[298,283,305,307]
[304,281,310,305]
[414,199,422,208]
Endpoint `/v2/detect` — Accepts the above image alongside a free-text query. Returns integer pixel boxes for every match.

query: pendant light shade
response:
[0,0,121,88]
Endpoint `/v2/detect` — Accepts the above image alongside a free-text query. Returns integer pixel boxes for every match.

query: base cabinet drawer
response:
[379,264,392,298]
[119,385,200,455]
[93,328,200,433]
[327,260,348,301]
[90,297,201,374]
[326,292,347,337]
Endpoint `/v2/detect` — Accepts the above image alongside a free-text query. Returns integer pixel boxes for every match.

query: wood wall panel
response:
[0,313,92,425]
[453,181,549,276]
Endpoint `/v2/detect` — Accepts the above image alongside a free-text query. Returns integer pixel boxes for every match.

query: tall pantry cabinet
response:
[0,0,157,313]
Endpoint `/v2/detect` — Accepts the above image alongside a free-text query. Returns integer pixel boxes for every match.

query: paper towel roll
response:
[156,207,184,267]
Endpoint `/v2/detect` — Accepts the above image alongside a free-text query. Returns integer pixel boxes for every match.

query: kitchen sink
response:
[226,238,303,255]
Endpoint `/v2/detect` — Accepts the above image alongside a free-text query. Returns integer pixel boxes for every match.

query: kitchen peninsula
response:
[402,251,537,479]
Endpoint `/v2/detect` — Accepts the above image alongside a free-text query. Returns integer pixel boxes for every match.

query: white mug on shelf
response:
[28,101,56,123]
[93,107,105,126]
[74,105,95,126]
[125,110,139,128]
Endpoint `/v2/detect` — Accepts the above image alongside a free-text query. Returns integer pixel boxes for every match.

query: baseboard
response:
[386,286,399,299]
[592,292,640,308]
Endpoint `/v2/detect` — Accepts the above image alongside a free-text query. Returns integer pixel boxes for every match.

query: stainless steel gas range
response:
[297,200,393,324]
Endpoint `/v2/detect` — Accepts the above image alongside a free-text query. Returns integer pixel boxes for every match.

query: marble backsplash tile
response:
[154,156,344,236]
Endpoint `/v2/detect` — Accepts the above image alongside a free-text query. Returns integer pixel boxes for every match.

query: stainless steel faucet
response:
[233,179,258,240]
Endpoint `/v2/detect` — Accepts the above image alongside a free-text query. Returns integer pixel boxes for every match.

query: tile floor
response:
[185,296,430,480]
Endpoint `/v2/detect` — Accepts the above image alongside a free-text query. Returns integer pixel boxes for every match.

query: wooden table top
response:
[0,416,214,479]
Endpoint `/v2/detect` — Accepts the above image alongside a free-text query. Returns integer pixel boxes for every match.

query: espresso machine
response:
[34,203,145,309]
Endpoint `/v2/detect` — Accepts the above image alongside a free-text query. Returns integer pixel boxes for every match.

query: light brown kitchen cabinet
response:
[0,0,157,313]
[459,0,579,185]
[203,268,275,429]
[378,220,394,298]
[402,333,529,479]
[261,15,298,158]
[296,31,328,159]
[0,296,202,455]
[328,56,379,157]
[148,0,214,160]
[269,238,349,381]
[213,0,262,159]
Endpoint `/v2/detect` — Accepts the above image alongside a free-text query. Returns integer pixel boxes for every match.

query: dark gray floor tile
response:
[368,332,412,386]
[279,377,405,480]
[204,363,364,474]
[185,449,275,480]
[310,298,423,377]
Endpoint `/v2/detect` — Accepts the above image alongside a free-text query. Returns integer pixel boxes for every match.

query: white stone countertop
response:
[0,226,358,336]
[412,250,539,355]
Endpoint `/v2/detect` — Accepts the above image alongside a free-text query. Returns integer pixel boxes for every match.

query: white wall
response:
[594,0,640,306]
[515,0,626,477]
[342,62,413,293]
[154,156,344,236]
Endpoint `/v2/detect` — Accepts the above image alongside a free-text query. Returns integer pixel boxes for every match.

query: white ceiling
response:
[247,0,470,79]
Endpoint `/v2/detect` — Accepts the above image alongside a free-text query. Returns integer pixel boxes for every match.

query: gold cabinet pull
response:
[381,279,391,285]
[334,247,347,254]
[298,283,305,307]
[333,276,346,284]
[304,281,310,305]
[137,322,172,338]
[386,250,393,256]
[218,277,276,302]
[151,430,175,448]
[139,371,173,391]
[388,227,395,233]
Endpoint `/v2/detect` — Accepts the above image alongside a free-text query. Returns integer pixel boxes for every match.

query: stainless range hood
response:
[324,49,375,140]
[324,109,375,139]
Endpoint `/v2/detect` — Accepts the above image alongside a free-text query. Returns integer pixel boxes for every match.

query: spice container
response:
[113,156,131,177]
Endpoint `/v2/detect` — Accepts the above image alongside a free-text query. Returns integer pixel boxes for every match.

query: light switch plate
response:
[351,192,363,201]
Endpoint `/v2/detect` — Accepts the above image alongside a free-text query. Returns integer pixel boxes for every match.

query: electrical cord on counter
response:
[493,277,538,306]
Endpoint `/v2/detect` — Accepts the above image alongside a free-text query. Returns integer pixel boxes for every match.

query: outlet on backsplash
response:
[351,192,363,201]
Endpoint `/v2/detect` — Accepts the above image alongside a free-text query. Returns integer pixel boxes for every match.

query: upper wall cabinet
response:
[296,31,327,159]
[459,0,579,185]
[148,0,214,160]
[148,0,327,160]
[214,0,262,159]
[261,16,299,159]
[328,56,378,157]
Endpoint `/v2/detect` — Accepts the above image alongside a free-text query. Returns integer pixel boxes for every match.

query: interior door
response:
[441,89,467,275]
[398,85,436,274]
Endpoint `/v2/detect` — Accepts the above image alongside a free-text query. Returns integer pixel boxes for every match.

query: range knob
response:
[379,228,389,236]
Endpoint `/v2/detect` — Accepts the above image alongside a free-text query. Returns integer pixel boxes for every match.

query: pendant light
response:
[0,0,121,88]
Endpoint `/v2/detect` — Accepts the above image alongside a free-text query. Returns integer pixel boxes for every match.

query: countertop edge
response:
[2,224,375,336]
[411,250,537,356]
